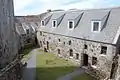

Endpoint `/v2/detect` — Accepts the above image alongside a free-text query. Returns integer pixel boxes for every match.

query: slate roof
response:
[39,7,120,44]
[15,23,26,34]
[15,12,48,35]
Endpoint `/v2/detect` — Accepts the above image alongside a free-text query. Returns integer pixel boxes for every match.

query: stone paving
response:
[22,49,37,80]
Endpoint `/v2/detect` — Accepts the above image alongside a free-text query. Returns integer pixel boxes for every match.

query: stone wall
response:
[37,31,116,79]
[0,0,21,79]
[0,62,23,80]
[114,55,120,80]
[0,0,19,68]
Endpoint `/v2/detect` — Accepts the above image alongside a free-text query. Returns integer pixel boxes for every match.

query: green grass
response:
[73,73,96,80]
[36,53,77,80]
[21,44,35,63]
[22,44,35,55]
[37,49,44,53]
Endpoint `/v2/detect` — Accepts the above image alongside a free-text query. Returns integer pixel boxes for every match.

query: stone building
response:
[15,14,47,47]
[37,7,120,80]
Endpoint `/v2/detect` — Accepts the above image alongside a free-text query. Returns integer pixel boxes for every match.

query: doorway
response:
[58,49,60,54]
[44,48,47,52]
[35,37,38,45]
[47,41,49,50]
[83,54,88,66]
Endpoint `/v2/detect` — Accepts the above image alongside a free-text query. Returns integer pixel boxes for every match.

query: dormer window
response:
[52,20,57,28]
[91,21,101,32]
[68,21,74,30]
[41,20,45,26]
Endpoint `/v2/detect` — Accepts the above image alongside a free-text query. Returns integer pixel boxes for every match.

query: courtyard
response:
[36,52,77,80]
[22,48,96,80]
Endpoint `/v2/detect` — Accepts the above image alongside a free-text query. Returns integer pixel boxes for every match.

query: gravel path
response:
[22,49,39,80]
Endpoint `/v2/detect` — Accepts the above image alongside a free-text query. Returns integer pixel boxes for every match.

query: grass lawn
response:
[36,53,77,80]
[22,44,35,55]
[21,44,35,63]
[72,73,97,80]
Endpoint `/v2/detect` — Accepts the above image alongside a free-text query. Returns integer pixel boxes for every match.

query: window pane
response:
[93,22,99,31]
[92,57,97,65]
[69,49,73,57]
[101,46,107,55]
[84,44,87,49]
[69,40,71,45]
[58,49,60,54]
[42,21,44,26]
[69,22,73,29]
[53,21,56,27]
[76,53,79,59]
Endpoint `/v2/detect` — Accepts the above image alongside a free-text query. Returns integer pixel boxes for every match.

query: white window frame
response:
[68,21,74,30]
[41,20,45,27]
[91,21,101,33]
[52,20,57,28]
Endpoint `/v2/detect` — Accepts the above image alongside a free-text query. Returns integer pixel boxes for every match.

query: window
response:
[69,40,71,45]
[58,49,60,54]
[3,8,5,14]
[92,57,97,65]
[76,53,79,59]
[52,20,57,27]
[41,21,45,26]
[91,21,101,32]
[46,41,49,50]
[84,44,87,49]
[26,29,29,34]
[101,46,107,55]
[93,22,99,31]
[43,41,45,45]
[68,21,74,29]
[40,31,42,35]
[58,39,60,42]
[69,49,73,57]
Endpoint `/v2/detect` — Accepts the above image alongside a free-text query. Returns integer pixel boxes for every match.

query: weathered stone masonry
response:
[0,0,22,80]
[37,31,116,79]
